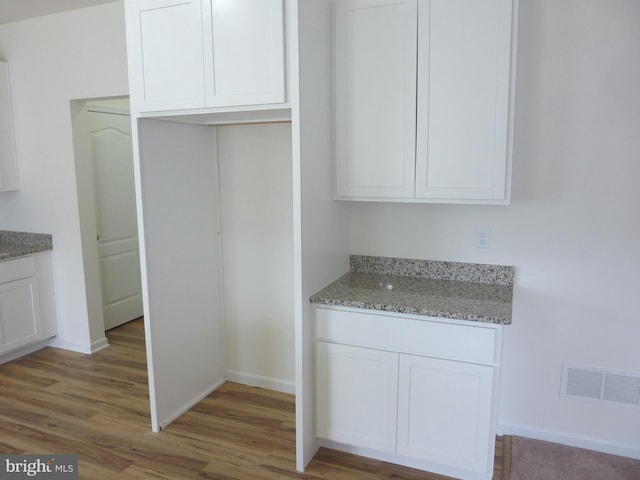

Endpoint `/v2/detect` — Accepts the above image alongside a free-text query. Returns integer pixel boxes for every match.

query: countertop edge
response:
[0,231,54,261]
[310,297,512,325]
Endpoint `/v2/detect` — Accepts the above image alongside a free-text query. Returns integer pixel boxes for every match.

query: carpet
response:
[506,435,640,480]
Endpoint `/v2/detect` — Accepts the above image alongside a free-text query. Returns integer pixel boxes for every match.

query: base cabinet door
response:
[315,341,398,453]
[0,254,57,357]
[0,278,38,353]
[0,264,39,355]
[397,354,495,475]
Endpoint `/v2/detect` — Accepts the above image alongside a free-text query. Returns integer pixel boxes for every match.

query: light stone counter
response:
[0,231,53,260]
[310,255,514,324]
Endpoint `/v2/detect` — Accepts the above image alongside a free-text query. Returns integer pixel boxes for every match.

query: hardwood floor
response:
[0,319,507,479]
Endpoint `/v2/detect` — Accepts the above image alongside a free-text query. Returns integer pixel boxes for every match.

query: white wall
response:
[350,0,640,456]
[0,1,129,352]
[218,123,295,392]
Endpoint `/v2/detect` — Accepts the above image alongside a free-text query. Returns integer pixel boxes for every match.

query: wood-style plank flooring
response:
[0,319,507,479]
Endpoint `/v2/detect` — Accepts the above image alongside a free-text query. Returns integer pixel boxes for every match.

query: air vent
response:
[561,364,640,408]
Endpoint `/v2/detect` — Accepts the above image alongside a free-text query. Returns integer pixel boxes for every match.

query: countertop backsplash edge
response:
[350,254,514,286]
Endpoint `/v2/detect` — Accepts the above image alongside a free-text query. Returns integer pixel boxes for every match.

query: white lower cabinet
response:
[397,354,495,474]
[0,253,56,356]
[0,275,39,352]
[314,307,501,479]
[315,341,398,453]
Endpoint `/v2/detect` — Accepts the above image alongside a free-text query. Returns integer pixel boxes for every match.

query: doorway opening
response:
[71,97,143,350]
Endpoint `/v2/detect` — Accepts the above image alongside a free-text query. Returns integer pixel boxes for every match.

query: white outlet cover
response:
[475,227,491,249]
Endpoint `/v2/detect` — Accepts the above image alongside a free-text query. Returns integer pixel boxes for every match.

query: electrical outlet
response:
[475,227,491,249]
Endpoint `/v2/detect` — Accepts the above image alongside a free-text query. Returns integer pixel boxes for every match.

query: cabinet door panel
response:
[0,278,39,354]
[415,0,513,201]
[397,354,494,474]
[207,0,285,107]
[0,62,18,191]
[126,0,206,112]
[335,0,417,199]
[315,341,398,452]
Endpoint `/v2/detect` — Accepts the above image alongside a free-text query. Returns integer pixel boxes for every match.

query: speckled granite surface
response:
[350,255,514,285]
[310,255,514,324]
[0,231,53,260]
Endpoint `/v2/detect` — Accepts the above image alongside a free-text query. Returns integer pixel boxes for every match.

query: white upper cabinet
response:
[334,0,417,199]
[206,0,285,108]
[125,0,286,113]
[415,0,514,202]
[0,61,18,192]
[125,0,207,112]
[334,0,516,204]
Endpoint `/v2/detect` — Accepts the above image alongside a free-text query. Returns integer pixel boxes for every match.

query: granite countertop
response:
[0,231,53,260]
[310,255,514,325]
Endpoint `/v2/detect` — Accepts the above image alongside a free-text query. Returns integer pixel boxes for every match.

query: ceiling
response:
[0,0,118,25]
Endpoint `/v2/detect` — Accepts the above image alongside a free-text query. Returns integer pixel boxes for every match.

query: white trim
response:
[90,336,110,353]
[317,439,492,480]
[498,423,640,460]
[0,339,51,365]
[225,370,295,395]
[85,99,131,116]
[46,336,108,355]
[47,337,93,354]
[158,378,226,430]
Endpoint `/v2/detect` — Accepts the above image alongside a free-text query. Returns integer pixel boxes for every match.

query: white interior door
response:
[88,110,143,330]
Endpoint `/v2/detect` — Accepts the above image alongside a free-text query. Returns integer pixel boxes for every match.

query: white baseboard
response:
[90,336,110,353]
[225,370,295,395]
[0,339,51,365]
[498,423,640,460]
[317,439,492,480]
[47,337,93,354]
[46,335,109,354]
[0,335,108,364]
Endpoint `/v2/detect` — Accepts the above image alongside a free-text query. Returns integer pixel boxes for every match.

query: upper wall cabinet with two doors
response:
[334,0,517,204]
[125,0,286,115]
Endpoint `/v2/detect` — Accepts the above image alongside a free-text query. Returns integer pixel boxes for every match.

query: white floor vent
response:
[561,364,640,408]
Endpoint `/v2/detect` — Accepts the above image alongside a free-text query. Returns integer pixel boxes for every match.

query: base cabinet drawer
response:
[315,306,499,364]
